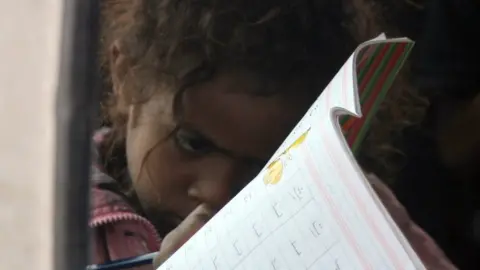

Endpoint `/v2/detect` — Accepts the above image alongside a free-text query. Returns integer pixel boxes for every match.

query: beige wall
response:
[0,0,62,269]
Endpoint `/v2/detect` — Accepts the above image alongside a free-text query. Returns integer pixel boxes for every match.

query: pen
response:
[86,252,159,270]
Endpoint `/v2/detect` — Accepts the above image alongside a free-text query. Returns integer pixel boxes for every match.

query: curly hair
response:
[99,0,428,182]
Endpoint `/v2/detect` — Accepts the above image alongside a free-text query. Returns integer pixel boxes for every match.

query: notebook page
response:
[157,38,424,270]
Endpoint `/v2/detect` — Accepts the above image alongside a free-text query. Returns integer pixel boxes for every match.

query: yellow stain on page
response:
[263,129,310,185]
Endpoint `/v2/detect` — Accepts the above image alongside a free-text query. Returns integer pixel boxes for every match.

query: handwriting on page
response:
[157,39,424,270]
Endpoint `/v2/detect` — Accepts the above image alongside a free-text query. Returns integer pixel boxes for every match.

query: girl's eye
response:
[174,128,215,154]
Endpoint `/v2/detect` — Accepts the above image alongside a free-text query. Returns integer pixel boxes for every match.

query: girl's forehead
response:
[181,72,311,160]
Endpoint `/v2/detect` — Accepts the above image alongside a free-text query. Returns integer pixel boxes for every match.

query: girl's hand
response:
[152,177,458,269]
[152,204,214,269]
[366,173,458,270]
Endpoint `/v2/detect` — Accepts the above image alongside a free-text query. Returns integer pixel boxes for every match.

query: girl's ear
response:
[109,40,129,96]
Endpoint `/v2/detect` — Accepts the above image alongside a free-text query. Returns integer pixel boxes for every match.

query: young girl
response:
[92,0,456,268]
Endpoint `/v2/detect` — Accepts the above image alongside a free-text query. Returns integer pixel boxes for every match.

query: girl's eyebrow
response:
[180,123,267,166]
[179,123,232,154]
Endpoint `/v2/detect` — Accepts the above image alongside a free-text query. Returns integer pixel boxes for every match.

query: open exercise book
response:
[157,35,425,270]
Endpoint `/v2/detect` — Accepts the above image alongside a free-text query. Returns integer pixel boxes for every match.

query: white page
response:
[157,37,425,270]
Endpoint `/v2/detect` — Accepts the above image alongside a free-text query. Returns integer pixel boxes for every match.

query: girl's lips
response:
[164,204,219,233]
[168,214,184,227]
[153,213,185,236]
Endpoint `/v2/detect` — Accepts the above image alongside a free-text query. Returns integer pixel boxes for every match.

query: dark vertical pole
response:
[54,0,100,269]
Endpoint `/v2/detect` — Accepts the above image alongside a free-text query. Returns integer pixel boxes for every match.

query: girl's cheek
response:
[140,138,191,193]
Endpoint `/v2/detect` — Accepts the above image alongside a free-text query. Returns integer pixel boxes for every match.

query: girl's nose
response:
[187,156,249,210]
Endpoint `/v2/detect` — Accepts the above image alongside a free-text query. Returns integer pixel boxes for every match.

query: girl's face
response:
[124,71,312,235]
